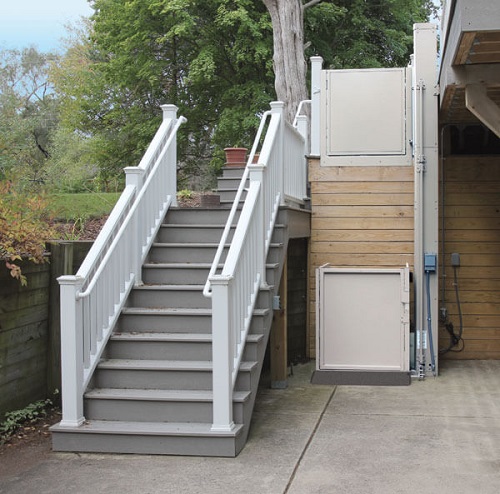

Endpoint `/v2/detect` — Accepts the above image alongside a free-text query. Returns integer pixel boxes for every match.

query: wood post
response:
[271,259,288,389]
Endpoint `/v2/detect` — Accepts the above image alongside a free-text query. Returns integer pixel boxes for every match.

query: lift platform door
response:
[316,267,410,372]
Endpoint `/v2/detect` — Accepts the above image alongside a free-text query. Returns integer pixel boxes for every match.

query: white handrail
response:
[209,101,309,432]
[58,105,186,427]
[202,109,273,298]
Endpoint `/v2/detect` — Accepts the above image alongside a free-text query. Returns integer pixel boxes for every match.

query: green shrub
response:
[0,399,53,444]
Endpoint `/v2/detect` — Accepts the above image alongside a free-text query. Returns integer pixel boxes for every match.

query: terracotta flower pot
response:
[224,147,247,166]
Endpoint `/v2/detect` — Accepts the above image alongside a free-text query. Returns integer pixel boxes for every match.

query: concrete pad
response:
[287,360,500,494]
[1,361,499,494]
[0,363,333,494]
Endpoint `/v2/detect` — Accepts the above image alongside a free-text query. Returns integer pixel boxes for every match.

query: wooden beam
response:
[454,32,476,65]
[465,83,500,138]
[270,259,288,389]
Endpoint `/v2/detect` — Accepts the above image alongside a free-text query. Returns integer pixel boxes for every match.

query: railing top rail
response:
[292,99,311,128]
[76,115,186,298]
[203,109,273,298]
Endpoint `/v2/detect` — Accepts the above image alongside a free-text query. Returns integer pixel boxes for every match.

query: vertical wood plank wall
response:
[440,155,500,359]
[307,159,415,358]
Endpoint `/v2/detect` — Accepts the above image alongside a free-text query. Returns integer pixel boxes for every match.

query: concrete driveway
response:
[1,360,499,494]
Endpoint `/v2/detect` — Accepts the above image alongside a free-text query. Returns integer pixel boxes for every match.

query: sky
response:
[0,0,93,53]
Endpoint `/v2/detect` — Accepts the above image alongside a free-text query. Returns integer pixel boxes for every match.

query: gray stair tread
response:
[97,359,258,372]
[121,307,269,316]
[143,262,278,267]
[121,307,211,315]
[98,359,213,370]
[152,242,229,247]
[111,332,212,342]
[161,224,235,229]
[150,242,280,248]
[134,284,205,291]
[143,262,217,268]
[51,420,244,437]
[85,388,250,402]
[110,332,262,343]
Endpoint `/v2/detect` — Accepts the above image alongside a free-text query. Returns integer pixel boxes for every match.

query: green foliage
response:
[177,189,193,200]
[47,192,120,221]
[0,398,53,444]
[305,0,436,69]
[0,180,55,285]
[0,1,435,194]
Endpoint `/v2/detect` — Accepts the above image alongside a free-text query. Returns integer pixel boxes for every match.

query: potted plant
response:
[224,147,248,166]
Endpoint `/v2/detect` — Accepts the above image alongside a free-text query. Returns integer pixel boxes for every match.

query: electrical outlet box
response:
[451,252,460,267]
[424,253,437,272]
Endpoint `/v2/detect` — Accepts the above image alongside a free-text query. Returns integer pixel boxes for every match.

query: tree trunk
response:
[262,0,309,123]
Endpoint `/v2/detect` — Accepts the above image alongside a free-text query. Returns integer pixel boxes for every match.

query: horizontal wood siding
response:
[440,156,500,359]
[308,160,414,358]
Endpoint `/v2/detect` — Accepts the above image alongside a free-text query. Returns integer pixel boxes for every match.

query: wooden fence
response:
[0,242,92,420]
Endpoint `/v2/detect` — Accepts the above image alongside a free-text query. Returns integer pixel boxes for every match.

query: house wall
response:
[440,155,500,359]
[307,158,415,358]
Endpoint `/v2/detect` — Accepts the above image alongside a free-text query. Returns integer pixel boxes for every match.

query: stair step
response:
[216,177,249,189]
[165,208,238,225]
[51,420,245,456]
[94,359,259,391]
[121,307,211,317]
[108,332,264,361]
[148,243,228,263]
[110,332,263,344]
[157,224,236,243]
[109,332,212,360]
[85,388,250,402]
[111,332,211,342]
[218,188,247,202]
[128,284,209,309]
[84,388,251,423]
[98,359,257,371]
[142,262,216,284]
[142,262,280,285]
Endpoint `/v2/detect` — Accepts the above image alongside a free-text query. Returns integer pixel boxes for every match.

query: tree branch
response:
[303,0,323,10]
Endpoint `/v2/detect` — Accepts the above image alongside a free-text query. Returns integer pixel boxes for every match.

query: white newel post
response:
[124,167,145,285]
[211,276,235,432]
[310,56,323,157]
[269,102,285,205]
[295,114,309,200]
[58,275,85,427]
[161,104,179,207]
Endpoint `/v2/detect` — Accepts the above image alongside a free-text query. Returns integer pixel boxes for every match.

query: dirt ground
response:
[0,407,61,480]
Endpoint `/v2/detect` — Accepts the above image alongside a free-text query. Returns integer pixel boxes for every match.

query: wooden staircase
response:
[51,166,288,457]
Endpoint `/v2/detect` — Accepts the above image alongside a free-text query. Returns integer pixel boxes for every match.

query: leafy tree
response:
[55,0,274,188]
[0,47,59,186]
[52,0,435,187]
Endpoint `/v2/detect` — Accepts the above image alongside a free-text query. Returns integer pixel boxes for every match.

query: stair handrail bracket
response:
[58,105,186,428]
[208,101,309,432]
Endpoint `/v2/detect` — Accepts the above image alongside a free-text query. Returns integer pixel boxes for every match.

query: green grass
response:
[48,192,121,221]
